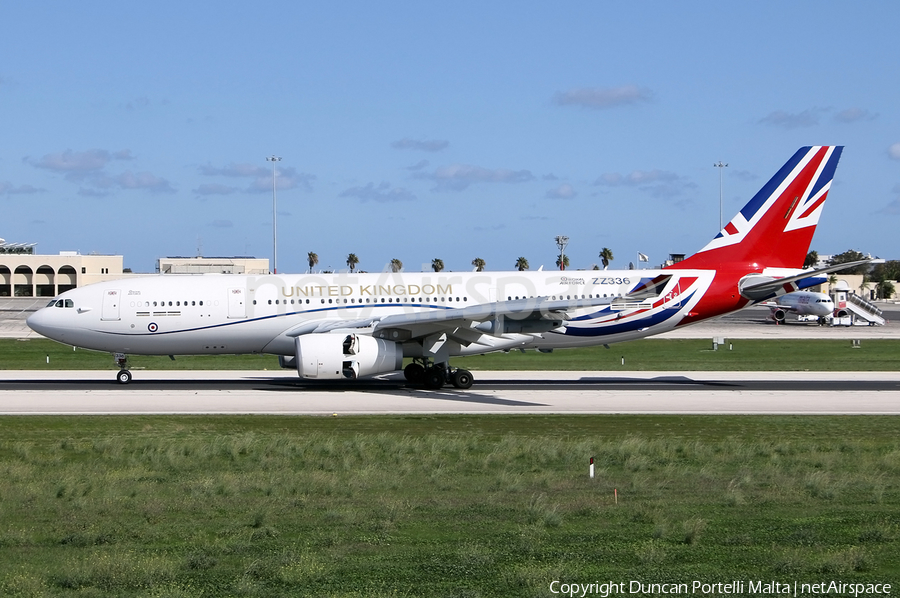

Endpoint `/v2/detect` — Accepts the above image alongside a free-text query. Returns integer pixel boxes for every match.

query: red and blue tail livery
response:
[679,146,843,270]
[28,147,859,389]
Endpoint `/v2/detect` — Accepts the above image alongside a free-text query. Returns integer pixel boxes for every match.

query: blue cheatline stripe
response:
[795,277,827,291]
[807,146,842,202]
[93,302,455,337]
[561,291,695,337]
[739,146,810,222]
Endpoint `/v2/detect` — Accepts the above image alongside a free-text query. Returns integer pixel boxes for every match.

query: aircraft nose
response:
[26,308,52,336]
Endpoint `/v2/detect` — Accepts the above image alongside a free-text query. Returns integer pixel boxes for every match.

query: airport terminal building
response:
[1,241,269,298]
[0,243,127,298]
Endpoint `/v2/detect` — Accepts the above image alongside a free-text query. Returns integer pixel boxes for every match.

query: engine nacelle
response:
[768,308,787,323]
[294,334,402,380]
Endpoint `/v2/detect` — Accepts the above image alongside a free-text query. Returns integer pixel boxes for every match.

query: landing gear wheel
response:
[451,369,473,389]
[404,363,425,384]
[117,370,132,385]
[423,368,445,390]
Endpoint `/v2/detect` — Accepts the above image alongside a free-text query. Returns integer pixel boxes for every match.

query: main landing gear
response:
[114,353,132,384]
[403,359,474,390]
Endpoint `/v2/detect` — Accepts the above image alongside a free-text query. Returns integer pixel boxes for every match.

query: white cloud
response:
[192,183,238,196]
[391,138,449,152]
[758,109,825,129]
[199,162,267,178]
[553,85,652,109]
[405,159,430,171]
[27,148,130,175]
[420,164,534,191]
[834,107,877,123]
[545,183,577,199]
[115,171,175,194]
[0,181,45,195]
[200,162,315,193]
[594,169,696,199]
[339,182,416,203]
[888,143,900,160]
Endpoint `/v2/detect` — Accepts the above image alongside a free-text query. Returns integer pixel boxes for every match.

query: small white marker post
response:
[589,457,594,478]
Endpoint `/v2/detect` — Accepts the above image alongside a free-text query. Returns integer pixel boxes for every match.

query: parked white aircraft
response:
[763,291,834,324]
[28,146,864,388]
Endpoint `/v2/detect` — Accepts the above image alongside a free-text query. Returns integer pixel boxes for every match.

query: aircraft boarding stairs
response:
[842,294,885,326]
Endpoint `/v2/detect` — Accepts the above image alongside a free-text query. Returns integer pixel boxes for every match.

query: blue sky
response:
[2,2,898,273]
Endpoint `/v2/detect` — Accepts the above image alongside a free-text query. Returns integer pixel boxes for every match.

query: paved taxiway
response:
[1,370,898,415]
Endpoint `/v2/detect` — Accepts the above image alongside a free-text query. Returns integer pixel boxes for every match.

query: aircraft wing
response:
[284,295,615,344]
[371,295,614,346]
[760,301,794,311]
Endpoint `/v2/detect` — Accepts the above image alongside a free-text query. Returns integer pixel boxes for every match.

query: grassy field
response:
[4,337,900,371]
[0,415,897,596]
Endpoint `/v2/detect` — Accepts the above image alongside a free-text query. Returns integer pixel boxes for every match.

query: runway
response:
[2,302,898,415]
[1,370,898,415]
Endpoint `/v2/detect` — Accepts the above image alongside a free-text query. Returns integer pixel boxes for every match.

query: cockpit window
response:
[65,299,74,308]
[48,299,59,307]
[51,299,75,308]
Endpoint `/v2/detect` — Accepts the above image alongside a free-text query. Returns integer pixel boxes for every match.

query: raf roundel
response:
[148,322,159,333]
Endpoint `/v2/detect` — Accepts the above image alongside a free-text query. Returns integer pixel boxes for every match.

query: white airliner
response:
[28,146,865,388]
[763,290,834,324]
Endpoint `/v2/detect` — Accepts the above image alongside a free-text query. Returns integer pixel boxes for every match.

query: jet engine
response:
[293,333,402,380]
[768,308,787,323]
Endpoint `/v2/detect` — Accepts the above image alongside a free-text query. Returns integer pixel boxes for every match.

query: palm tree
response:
[472,257,486,272]
[346,253,359,273]
[555,254,569,270]
[515,257,529,271]
[390,258,403,273]
[804,250,818,269]
[431,258,444,273]
[859,274,871,299]
[599,247,614,270]
[307,251,319,273]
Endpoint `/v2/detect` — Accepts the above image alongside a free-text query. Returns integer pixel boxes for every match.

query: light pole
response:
[555,235,569,271]
[714,161,728,231]
[266,156,281,274]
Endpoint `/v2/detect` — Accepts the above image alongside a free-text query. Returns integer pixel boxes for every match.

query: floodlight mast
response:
[555,235,569,271]
[714,161,728,231]
[266,156,282,274]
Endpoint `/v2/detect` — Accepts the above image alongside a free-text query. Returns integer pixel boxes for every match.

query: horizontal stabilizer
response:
[739,259,869,301]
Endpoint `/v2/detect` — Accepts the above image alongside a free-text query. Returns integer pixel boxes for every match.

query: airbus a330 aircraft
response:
[763,290,835,324]
[28,146,864,388]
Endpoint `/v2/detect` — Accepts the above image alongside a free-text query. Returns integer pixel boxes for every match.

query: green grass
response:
[4,337,900,371]
[0,416,898,596]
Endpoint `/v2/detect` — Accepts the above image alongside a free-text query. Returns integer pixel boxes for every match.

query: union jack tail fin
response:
[672,146,843,270]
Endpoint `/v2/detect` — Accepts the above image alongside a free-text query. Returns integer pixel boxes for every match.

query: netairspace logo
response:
[548,580,892,597]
